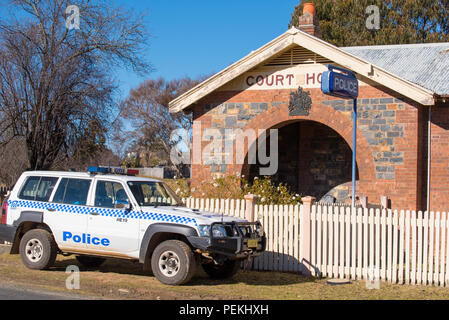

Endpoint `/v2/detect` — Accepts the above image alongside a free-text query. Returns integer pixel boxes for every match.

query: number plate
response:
[247,239,258,248]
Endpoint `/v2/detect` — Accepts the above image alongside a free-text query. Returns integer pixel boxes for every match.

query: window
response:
[53,178,92,206]
[95,181,129,208]
[19,176,58,202]
[127,181,181,207]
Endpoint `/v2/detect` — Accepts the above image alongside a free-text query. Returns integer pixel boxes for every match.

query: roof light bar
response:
[87,166,139,176]
[126,169,139,176]
[88,166,109,174]
[110,167,125,175]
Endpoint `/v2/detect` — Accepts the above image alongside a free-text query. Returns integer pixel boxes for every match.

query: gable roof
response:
[342,43,449,96]
[169,28,437,113]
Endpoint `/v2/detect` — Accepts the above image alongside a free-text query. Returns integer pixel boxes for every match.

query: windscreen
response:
[127,181,183,207]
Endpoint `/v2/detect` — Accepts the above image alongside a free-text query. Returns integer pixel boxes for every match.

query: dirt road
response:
[0,282,91,300]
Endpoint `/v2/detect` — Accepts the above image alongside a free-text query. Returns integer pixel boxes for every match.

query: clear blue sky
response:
[114,0,299,97]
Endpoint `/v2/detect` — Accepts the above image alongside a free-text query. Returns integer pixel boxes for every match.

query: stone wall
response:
[322,98,406,181]
[202,96,407,183]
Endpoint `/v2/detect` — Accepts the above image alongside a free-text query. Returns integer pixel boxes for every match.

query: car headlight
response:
[198,225,211,237]
[198,224,227,237]
[211,225,226,238]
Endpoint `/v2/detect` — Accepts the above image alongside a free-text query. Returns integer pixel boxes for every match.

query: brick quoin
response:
[428,105,449,211]
[191,83,434,211]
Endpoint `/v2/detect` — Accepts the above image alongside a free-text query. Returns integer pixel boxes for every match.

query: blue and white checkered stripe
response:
[7,200,197,226]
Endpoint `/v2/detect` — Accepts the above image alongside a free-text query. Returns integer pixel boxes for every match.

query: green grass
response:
[1,249,449,300]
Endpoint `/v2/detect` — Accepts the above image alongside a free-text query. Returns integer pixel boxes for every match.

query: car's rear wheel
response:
[76,255,106,268]
[151,240,196,285]
[202,258,241,279]
[19,229,57,270]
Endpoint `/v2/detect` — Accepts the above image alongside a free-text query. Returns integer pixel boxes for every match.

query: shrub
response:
[122,155,140,168]
[243,176,301,205]
[188,173,301,205]
[165,178,191,199]
[192,174,245,199]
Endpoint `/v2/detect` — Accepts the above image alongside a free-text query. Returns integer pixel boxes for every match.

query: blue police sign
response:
[321,65,359,99]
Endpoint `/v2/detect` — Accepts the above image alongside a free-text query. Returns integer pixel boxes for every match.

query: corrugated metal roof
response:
[342,43,449,96]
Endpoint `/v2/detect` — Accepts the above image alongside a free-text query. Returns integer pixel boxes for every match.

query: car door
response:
[45,177,92,250]
[86,179,140,255]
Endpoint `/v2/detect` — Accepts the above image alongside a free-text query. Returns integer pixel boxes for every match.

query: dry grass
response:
[0,247,449,300]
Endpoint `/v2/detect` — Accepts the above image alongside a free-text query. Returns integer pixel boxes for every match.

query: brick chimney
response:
[297,2,322,38]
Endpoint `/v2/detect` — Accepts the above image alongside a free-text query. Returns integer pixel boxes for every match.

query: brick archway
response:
[227,101,376,199]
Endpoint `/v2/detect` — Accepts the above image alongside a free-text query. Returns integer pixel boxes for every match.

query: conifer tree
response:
[289,0,449,46]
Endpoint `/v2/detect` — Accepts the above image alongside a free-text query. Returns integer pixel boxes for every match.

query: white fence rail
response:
[182,197,449,287]
[183,197,247,219]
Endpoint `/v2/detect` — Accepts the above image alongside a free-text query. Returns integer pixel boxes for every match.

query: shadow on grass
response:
[189,270,317,287]
[51,254,318,287]
[52,258,147,275]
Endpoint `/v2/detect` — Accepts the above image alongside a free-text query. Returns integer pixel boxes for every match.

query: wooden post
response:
[244,194,259,222]
[381,196,390,209]
[360,195,368,209]
[300,196,316,276]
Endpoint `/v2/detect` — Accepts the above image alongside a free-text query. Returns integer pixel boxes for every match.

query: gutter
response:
[437,95,449,103]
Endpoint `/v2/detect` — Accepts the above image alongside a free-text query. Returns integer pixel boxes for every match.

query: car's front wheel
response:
[151,240,196,285]
[19,229,57,270]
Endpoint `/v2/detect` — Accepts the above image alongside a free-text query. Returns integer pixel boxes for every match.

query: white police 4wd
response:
[0,167,266,285]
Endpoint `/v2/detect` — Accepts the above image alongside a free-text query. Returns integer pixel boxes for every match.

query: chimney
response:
[297,2,322,38]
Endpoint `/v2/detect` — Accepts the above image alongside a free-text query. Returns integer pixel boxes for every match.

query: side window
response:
[53,178,92,206]
[19,176,58,202]
[95,181,129,208]
[19,177,40,200]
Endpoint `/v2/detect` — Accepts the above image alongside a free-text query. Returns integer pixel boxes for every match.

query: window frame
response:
[93,179,132,209]
[51,177,93,206]
[18,175,59,202]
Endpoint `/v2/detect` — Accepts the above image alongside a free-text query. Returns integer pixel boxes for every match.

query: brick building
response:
[169,6,449,211]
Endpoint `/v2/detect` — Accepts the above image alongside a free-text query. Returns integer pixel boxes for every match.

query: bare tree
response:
[0,0,150,170]
[51,118,122,171]
[118,77,202,177]
[0,137,28,187]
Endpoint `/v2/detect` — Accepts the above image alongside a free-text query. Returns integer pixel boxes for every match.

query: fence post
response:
[244,194,259,222]
[300,196,316,276]
[381,195,390,209]
[360,195,368,209]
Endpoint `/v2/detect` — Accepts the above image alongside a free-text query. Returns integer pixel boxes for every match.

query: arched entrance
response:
[230,101,375,203]
[244,120,359,202]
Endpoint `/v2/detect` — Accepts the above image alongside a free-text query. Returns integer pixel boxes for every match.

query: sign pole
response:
[321,64,359,212]
[321,64,359,281]
[352,98,357,213]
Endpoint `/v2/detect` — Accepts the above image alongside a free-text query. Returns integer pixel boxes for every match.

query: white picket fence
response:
[182,197,449,287]
[307,206,449,286]
[183,197,247,219]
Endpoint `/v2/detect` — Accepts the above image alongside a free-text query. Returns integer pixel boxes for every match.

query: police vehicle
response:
[0,167,265,285]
